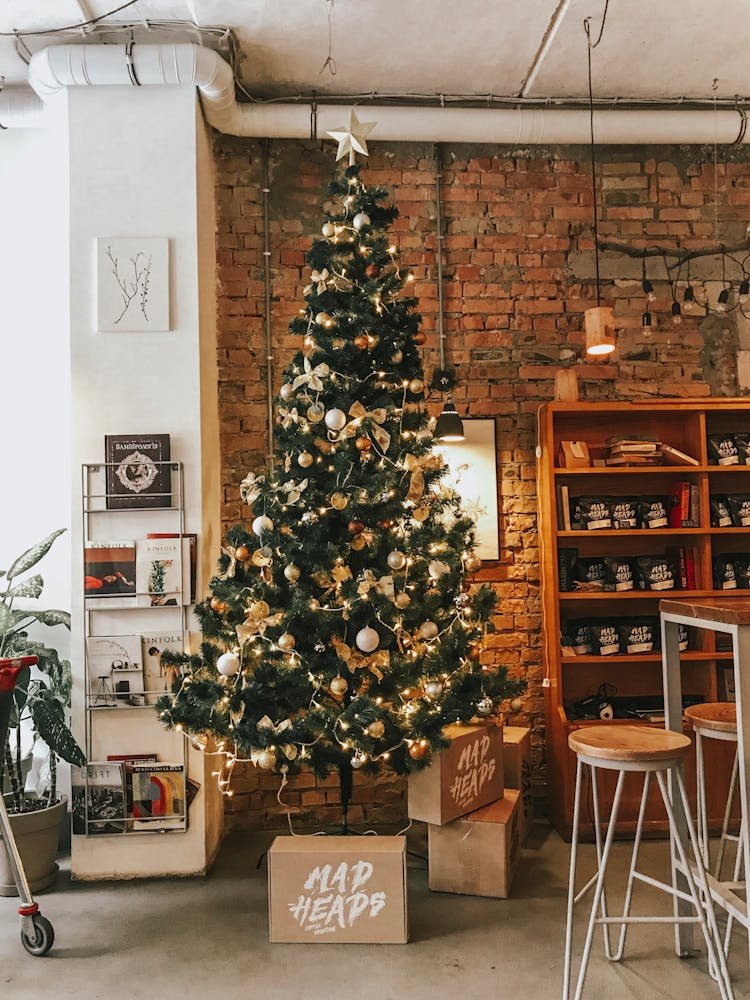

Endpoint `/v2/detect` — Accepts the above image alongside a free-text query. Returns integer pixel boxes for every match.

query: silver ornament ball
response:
[216,651,240,677]
[424,680,444,701]
[256,749,276,770]
[356,626,380,653]
[324,408,348,432]
[280,383,294,401]
[476,697,494,717]
[352,212,371,231]
[252,514,274,536]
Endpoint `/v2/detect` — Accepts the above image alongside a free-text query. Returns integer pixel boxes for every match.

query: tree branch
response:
[596,237,750,271]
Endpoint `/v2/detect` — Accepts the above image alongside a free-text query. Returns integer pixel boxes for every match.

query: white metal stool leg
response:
[563,757,584,1000]
[589,764,614,959]
[695,729,709,868]
[611,770,651,961]
[716,746,740,879]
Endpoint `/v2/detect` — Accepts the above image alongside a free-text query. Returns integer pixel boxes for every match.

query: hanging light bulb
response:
[642,277,656,302]
[585,306,616,355]
[641,311,654,337]
[740,278,750,304]
[717,287,730,312]
[671,301,682,325]
[435,400,465,442]
[683,285,695,304]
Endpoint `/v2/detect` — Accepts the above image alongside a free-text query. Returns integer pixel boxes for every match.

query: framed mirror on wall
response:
[437,418,500,561]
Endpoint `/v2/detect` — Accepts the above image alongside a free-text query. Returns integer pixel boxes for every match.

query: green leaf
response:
[1,574,44,600]
[6,529,66,581]
[30,699,86,767]
[32,610,71,630]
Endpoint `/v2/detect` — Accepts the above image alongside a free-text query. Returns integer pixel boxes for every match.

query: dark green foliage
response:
[160,165,524,778]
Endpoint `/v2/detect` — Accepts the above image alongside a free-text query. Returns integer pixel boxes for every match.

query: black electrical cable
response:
[583,4,609,306]
[0,0,143,37]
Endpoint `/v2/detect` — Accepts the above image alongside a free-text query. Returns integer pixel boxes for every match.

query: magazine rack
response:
[79,462,190,836]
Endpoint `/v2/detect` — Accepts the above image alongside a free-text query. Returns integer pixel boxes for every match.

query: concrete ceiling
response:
[1,0,749,102]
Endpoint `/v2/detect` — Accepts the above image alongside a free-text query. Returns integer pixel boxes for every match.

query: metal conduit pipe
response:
[0,42,747,145]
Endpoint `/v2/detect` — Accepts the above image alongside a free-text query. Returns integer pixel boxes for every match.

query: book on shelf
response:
[104,433,172,510]
[661,443,700,467]
[145,532,197,603]
[141,632,185,705]
[135,537,183,608]
[72,763,127,836]
[86,635,144,707]
[605,453,663,466]
[555,484,571,531]
[668,481,693,528]
[605,435,660,448]
[689,484,700,527]
[106,753,158,814]
[84,542,136,606]
[131,763,186,831]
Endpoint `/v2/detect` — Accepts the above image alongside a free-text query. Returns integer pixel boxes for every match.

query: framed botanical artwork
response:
[97,237,170,332]
[437,417,500,560]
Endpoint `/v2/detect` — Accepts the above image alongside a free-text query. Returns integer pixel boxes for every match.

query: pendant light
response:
[431,144,465,442]
[583,7,615,357]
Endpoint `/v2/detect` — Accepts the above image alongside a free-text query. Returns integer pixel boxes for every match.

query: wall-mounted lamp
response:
[432,143,465,442]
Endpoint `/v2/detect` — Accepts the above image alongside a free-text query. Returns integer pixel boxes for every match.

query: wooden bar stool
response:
[563,725,733,1000]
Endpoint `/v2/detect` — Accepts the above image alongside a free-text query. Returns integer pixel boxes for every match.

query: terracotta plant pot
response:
[0,797,66,896]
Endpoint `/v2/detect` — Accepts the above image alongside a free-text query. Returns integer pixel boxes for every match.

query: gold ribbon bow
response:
[240,472,263,506]
[255,716,298,761]
[340,401,391,453]
[404,452,442,502]
[304,268,330,295]
[236,600,285,645]
[279,406,300,430]
[292,356,330,393]
[357,570,395,602]
[219,545,239,580]
[349,648,390,682]
[281,478,308,505]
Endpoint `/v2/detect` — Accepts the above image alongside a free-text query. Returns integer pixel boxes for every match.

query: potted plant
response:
[0,529,85,895]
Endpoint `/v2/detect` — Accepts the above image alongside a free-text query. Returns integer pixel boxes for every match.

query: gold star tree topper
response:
[326,109,376,166]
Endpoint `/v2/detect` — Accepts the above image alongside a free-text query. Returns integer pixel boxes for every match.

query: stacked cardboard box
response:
[409,722,532,899]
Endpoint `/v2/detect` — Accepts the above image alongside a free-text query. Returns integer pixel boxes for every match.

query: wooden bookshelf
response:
[539,400,750,838]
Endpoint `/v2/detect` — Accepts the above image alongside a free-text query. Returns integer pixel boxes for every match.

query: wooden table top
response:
[660,596,750,626]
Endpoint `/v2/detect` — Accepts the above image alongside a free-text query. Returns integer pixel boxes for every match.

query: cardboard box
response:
[428,789,521,899]
[503,725,532,842]
[268,835,408,944]
[408,722,504,826]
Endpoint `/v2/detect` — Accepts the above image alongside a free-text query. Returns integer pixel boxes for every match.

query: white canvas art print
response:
[97,238,169,331]
[438,418,500,561]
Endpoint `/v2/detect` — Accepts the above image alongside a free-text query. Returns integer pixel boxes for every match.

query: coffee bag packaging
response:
[732,553,750,588]
[713,555,738,591]
[734,433,750,465]
[639,497,669,529]
[678,623,689,651]
[604,557,635,592]
[610,497,638,530]
[590,622,620,656]
[728,494,750,527]
[710,495,733,528]
[636,555,676,592]
[565,621,592,655]
[708,434,739,466]
[573,557,607,591]
[618,619,658,654]
[576,497,612,531]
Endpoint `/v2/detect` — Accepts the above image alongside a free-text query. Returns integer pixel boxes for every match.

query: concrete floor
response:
[1,824,750,1000]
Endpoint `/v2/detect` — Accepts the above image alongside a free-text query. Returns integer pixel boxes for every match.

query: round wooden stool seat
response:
[568,724,691,763]
[684,702,737,735]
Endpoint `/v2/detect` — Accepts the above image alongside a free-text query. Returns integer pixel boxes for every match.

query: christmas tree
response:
[159,134,523,828]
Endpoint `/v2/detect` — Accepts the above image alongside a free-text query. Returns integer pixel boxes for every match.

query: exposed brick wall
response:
[214,137,750,831]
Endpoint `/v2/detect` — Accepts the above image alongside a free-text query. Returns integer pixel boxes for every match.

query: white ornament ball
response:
[280,383,294,402]
[252,515,274,536]
[428,559,450,580]
[322,222,336,238]
[284,564,301,583]
[351,755,364,769]
[356,626,380,653]
[386,550,407,571]
[476,697,494,717]
[420,621,439,640]
[324,408,348,432]
[330,676,349,696]
[424,680,444,701]
[257,749,276,770]
[277,632,296,651]
[395,592,411,609]
[216,651,240,677]
[298,451,314,468]
[352,212,371,231]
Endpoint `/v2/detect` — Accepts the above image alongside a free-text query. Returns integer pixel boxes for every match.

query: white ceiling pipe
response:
[4,41,747,145]
[0,88,49,128]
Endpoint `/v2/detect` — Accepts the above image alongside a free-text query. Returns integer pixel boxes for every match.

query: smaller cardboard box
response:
[428,789,521,899]
[503,725,532,842]
[408,722,504,827]
[268,835,408,944]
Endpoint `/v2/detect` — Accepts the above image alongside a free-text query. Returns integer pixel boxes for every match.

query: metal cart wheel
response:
[20,914,54,956]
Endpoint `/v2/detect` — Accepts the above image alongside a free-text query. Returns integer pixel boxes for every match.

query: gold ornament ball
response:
[355,436,372,453]
[424,680,444,700]
[353,334,369,351]
[386,550,407,571]
[251,547,272,567]
[409,740,428,761]
[465,554,482,574]
[210,596,227,613]
[395,592,411,609]
[284,564,301,583]
[298,451,314,468]
[351,534,367,551]
[420,621,439,640]
[235,545,250,562]
[307,403,325,423]
[367,720,385,739]
[412,507,429,522]
[330,676,348,696]
[280,383,294,402]
[277,632,296,652]
[257,749,276,770]
[315,311,332,326]
[391,350,403,364]
[322,222,335,238]
[409,379,424,395]
[413,331,427,346]
[331,492,348,510]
